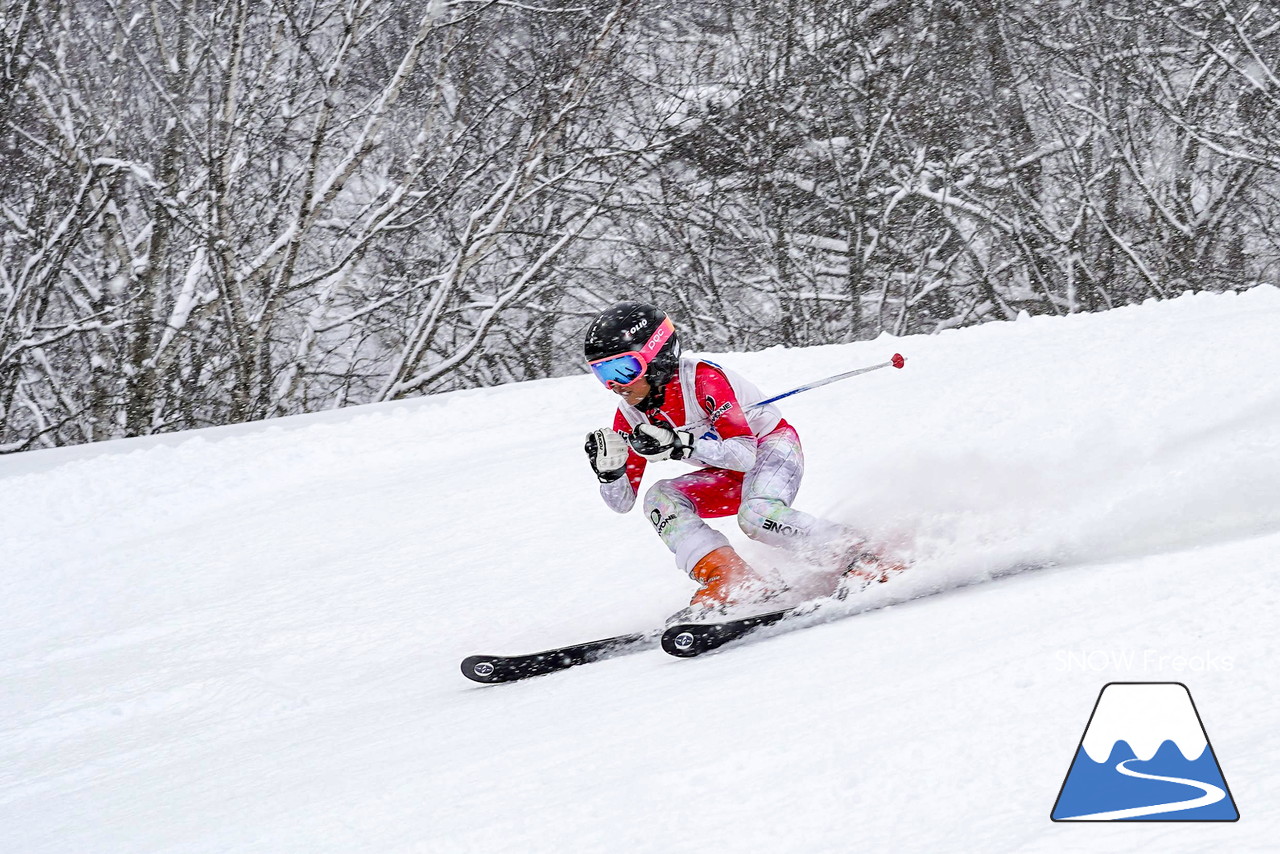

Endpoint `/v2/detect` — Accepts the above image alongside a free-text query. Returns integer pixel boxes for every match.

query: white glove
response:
[628,423,694,461]
[585,428,629,483]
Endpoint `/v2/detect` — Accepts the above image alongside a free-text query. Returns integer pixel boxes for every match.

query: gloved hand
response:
[629,423,694,461]
[585,428,629,483]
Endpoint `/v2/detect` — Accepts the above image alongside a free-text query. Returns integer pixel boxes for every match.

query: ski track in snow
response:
[2,287,1279,852]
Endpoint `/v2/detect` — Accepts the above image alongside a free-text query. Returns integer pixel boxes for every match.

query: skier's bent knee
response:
[738,497,790,540]
[643,480,687,515]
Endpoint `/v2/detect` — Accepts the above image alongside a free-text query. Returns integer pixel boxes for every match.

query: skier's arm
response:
[687,364,758,472]
[690,432,756,471]
[593,410,646,513]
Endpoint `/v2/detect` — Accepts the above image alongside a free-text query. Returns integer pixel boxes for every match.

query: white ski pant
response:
[641,424,846,576]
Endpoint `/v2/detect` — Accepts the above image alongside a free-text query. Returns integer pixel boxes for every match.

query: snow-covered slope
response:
[3,288,1278,853]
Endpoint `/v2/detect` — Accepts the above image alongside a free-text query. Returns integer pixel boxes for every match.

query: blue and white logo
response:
[1051,682,1238,821]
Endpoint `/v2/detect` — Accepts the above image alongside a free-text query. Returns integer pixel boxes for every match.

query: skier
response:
[583,301,904,620]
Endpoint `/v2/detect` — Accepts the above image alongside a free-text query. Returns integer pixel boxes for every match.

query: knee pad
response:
[644,480,729,574]
[739,497,800,541]
[643,479,699,538]
[643,480,693,517]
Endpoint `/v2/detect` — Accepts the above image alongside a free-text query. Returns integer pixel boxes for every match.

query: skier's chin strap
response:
[638,372,670,412]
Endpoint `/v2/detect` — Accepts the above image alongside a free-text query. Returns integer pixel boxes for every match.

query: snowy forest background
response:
[1,0,1277,451]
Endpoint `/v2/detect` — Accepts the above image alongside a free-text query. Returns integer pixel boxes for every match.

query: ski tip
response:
[891,353,905,369]
[661,627,704,657]
[461,656,502,684]
[661,607,796,658]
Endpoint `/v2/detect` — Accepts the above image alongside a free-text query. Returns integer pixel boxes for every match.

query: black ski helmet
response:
[583,301,681,394]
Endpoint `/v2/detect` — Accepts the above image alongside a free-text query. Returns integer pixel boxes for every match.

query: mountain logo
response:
[1051,682,1238,821]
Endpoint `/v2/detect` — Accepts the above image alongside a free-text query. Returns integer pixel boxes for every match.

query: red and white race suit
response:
[599,356,849,576]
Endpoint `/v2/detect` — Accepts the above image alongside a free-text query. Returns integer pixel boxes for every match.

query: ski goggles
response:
[588,317,675,388]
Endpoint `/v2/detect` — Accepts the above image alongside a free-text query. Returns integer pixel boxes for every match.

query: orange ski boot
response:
[680,546,778,618]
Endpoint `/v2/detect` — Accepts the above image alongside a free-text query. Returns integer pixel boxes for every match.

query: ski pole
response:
[746,353,905,410]
[622,353,906,447]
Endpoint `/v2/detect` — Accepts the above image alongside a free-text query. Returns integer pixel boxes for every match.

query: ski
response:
[461,630,658,684]
[662,560,1053,658]
[661,603,817,657]
[468,562,1053,677]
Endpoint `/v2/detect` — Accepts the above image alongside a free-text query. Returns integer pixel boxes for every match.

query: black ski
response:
[661,606,805,657]
[461,631,657,684]
[469,562,1053,677]
[663,559,1054,658]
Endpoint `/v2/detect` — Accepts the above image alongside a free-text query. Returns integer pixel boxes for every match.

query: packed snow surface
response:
[3,288,1279,852]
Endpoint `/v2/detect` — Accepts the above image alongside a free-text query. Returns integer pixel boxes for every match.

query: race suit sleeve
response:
[689,363,758,472]
[599,408,646,513]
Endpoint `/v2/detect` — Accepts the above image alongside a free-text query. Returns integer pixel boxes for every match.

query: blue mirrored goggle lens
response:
[590,354,644,385]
